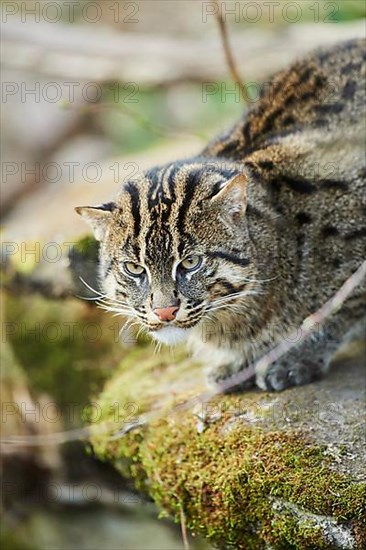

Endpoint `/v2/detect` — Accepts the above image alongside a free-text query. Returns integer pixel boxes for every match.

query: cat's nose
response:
[153,305,179,322]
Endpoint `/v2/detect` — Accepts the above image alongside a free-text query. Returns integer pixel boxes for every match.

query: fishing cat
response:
[76,39,366,391]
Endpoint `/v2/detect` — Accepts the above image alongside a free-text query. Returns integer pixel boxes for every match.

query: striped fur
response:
[77,40,366,391]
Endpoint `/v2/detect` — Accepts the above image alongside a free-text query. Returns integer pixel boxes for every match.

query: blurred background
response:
[1,1,365,548]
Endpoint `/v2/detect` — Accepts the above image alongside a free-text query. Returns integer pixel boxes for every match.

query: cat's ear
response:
[75,202,116,241]
[210,174,248,221]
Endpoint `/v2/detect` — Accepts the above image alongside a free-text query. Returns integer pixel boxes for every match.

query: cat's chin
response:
[150,326,192,345]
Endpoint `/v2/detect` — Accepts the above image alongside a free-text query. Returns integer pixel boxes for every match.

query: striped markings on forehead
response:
[119,162,243,260]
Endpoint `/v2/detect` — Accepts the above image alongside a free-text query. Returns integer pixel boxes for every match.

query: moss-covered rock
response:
[91,345,366,549]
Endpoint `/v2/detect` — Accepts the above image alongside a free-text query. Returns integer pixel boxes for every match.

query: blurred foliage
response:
[260,0,366,25]
[332,0,366,20]
[5,293,124,424]
[100,83,242,154]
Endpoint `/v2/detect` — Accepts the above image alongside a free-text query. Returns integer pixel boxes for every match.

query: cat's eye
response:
[124,262,145,277]
[179,255,203,272]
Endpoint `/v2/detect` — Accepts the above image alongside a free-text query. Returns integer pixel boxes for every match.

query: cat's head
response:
[76,159,260,345]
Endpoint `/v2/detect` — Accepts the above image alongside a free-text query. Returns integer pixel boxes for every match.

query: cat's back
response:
[204,39,366,159]
[231,40,366,299]
[245,38,366,145]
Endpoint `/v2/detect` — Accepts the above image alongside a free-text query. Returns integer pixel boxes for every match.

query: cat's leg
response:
[256,307,365,392]
[207,358,256,392]
[203,300,365,393]
[203,341,257,392]
[206,316,348,393]
[333,315,366,363]
[339,315,366,347]
[255,337,333,392]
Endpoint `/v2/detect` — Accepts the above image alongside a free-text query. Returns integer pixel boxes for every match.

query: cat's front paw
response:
[256,361,320,392]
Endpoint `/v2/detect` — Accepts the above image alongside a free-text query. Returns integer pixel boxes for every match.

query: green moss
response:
[143,420,364,548]
[91,355,366,549]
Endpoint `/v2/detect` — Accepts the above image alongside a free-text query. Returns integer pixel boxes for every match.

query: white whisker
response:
[241,274,279,284]
[78,276,105,297]
[76,294,105,301]
[209,289,261,309]
[136,324,147,340]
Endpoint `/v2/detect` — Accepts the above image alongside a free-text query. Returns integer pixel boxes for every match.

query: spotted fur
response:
[77,39,366,391]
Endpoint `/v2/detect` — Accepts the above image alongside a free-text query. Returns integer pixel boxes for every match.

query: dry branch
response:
[180,507,191,550]
[213,0,245,98]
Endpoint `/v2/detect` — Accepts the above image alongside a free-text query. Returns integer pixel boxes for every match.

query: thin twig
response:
[213,0,245,98]
[180,506,191,550]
